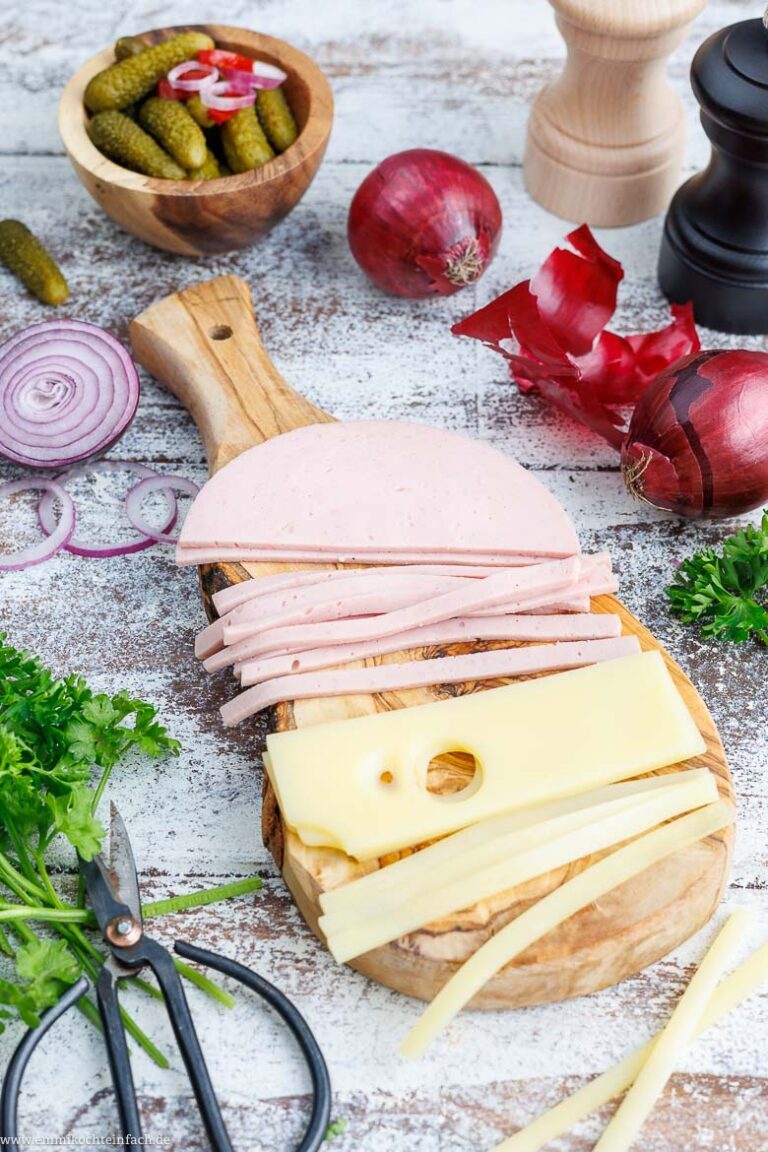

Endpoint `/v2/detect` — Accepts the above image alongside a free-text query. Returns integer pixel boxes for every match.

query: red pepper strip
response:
[451,226,700,448]
[197,49,254,73]
[157,78,188,100]
[206,107,237,124]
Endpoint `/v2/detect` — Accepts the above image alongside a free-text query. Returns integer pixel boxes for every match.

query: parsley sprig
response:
[0,634,261,1062]
[667,512,768,645]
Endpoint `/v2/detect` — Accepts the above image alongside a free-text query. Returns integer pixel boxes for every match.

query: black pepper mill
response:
[659,12,768,334]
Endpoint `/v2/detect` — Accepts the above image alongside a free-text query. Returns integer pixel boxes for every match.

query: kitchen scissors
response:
[0,805,331,1150]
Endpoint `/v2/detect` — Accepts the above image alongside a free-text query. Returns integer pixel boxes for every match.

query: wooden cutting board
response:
[130,275,734,1010]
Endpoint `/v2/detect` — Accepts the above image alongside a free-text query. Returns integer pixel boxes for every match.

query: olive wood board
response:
[130,275,734,1010]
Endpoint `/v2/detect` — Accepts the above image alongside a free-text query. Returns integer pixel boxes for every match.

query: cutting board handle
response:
[130,276,331,474]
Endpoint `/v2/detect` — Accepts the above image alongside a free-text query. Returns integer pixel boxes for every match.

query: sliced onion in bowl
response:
[220,62,287,91]
[125,475,199,544]
[0,478,75,571]
[200,81,256,112]
[38,461,177,557]
[166,60,219,92]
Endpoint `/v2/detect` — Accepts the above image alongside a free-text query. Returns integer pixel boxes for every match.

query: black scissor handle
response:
[175,941,332,1152]
[0,976,90,1140]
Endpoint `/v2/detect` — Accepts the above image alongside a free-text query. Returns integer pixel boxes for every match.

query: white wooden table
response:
[1,2,767,1148]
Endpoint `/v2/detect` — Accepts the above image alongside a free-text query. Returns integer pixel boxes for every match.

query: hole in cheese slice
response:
[178,421,581,559]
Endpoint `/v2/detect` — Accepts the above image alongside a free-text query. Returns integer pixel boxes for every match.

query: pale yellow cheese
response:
[495,929,768,1152]
[399,800,734,1060]
[592,909,751,1152]
[321,771,718,962]
[319,769,713,926]
[265,652,706,861]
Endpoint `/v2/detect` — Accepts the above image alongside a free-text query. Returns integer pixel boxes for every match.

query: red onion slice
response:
[166,60,219,92]
[125,474,199,544]
[38,461,177,557]
[0,477,75,571]
[219,63,287,91]
[0,320,140,469]
[200,81,256,112]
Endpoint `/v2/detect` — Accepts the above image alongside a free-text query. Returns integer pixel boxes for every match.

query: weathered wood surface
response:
[0,1,766,1148]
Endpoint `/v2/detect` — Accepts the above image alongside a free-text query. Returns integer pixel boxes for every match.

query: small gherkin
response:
[256,88,298,153]
[187,148,222,181]
[138,97,207,170]
[113,35,147,61]
[0,220,69,306]
[220,106,275,173]
[88,111,186,180]
[84,31,214,112]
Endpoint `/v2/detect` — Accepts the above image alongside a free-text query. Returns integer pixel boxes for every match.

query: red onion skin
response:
[347,149,502,298]
[621,350,768,518]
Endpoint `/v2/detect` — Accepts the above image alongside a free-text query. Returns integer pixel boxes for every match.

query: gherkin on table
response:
[0,220,69,306]
[84,31,214,112]
[138,97,207,170]
[88,111,186,180]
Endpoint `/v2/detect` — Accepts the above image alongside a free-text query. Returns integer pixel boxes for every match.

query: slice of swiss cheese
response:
[265,651,706,861]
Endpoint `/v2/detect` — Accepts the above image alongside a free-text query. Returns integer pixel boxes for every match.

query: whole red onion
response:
[621,350,768,518]
[347,149,502,298]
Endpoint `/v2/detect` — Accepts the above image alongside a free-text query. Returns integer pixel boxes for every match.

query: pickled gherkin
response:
[256,88,298,153]
[187,148,222,181]
[220,107,275,173]
[114,36,147,61]
[88,111,186,179]
[84,31,214,112]
[186,93,215,130]
[0,220,69,306]
[138,97,207,170]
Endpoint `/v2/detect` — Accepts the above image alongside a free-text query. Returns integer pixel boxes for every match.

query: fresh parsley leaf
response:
[667,512,768,644]
[49,788,106,862]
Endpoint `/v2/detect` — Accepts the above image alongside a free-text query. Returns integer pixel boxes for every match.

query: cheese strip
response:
[209,552,614,616]
[264,652,705,858]
[236,613,623,685]
[493,937,768,1152]
[222,558,580,647]
[322,772,719,963]
[399,801,734,1060]
[221,635,640,725]
[319,771,711,919]
[592,910,751,1152]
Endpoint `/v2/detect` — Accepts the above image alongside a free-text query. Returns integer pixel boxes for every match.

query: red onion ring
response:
[0,477,75,571]
[0,320,140,469]
[38,461,177,557]
[200,81,256,112]
[219,63,287,91]
[125,474,199,544]
[166,60,219,92]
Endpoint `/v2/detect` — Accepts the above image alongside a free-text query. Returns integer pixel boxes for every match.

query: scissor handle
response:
[0,977,90,1140]
[175,941,332,1152]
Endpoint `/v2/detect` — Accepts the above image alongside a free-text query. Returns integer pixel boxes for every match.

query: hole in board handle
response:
[210,325,233,341]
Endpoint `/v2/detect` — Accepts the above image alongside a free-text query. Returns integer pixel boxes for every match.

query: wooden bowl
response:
[58,24,334,255]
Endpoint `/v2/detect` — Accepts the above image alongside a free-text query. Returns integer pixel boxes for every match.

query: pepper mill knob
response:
[659,16,768,333]
[524,0,706,227]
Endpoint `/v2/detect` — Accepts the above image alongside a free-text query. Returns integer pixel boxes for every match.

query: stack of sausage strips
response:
[177,421,636,722]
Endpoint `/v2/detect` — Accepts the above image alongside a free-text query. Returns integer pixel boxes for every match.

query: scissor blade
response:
[108,803,142,925]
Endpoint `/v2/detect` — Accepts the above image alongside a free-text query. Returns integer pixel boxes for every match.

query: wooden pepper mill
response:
[524,0,706,227]
[659,14,768,334]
